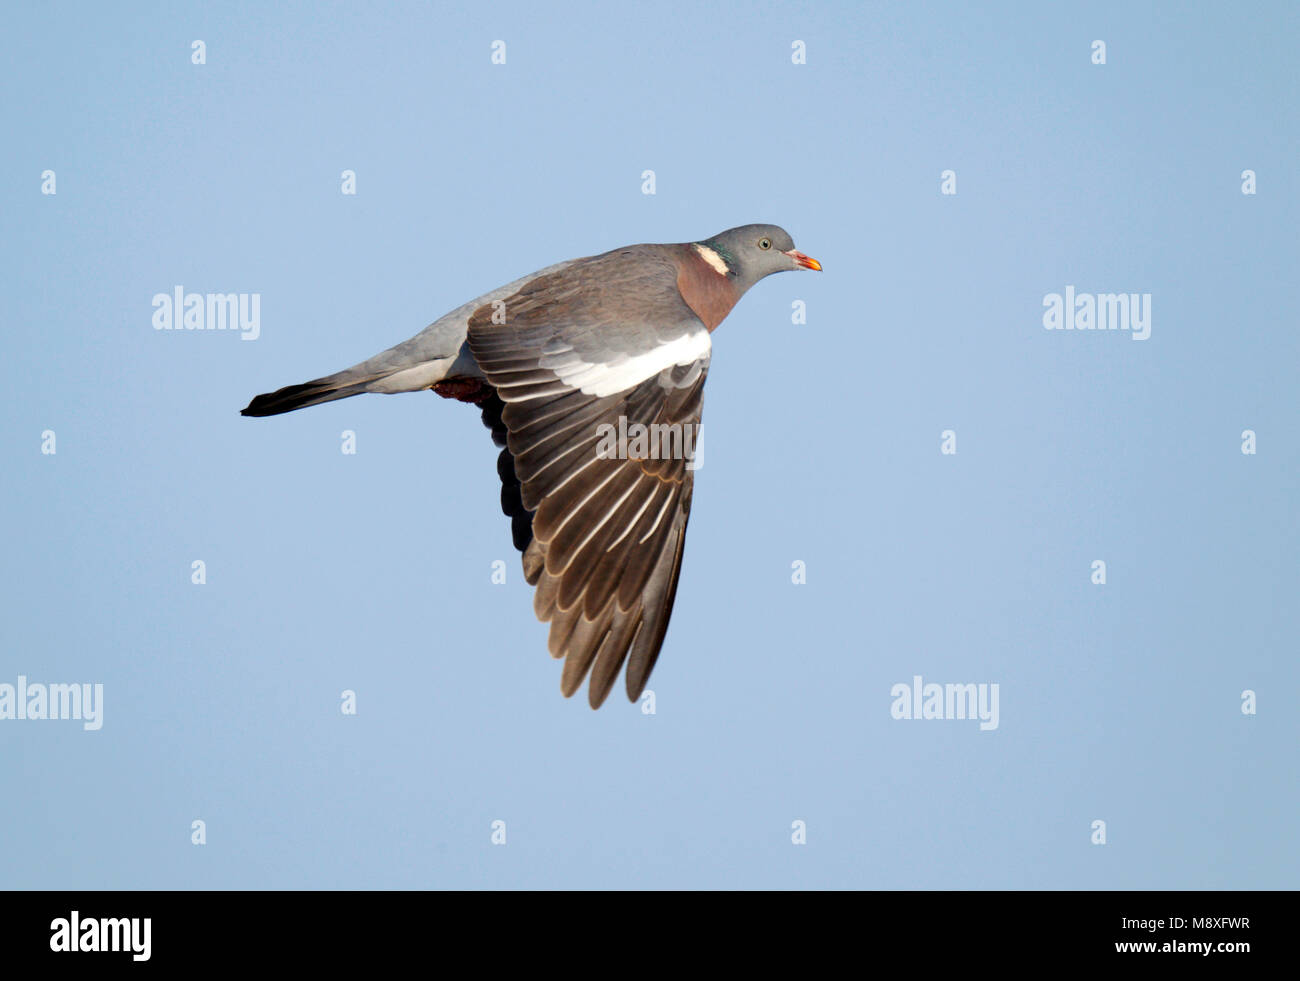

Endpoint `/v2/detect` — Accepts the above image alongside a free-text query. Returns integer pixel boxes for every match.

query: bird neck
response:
[678,244,742,331]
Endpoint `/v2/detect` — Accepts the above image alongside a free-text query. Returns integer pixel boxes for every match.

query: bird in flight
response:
[242,224,821,707]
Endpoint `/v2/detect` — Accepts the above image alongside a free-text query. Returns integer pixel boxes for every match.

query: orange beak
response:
[785,249,822,271]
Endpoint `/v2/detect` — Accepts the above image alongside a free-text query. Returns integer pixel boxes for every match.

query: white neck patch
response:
[692,243,730,276]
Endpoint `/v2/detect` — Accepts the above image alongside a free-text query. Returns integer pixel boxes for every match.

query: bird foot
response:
[432,378,492,404]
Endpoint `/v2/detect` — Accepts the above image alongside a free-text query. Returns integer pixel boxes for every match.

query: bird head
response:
[695,224,821,292]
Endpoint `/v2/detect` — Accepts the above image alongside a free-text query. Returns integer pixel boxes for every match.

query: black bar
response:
[0,890,1276,966]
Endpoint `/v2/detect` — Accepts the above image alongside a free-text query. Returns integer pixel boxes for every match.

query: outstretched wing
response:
[468,247,710,707]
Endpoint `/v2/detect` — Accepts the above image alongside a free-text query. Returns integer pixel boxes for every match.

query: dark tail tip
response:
[241,378,361,417]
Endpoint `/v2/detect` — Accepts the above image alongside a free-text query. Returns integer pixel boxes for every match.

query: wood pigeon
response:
[242,224,821,707]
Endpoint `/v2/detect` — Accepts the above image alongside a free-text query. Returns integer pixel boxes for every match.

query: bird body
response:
[243,224,820,706]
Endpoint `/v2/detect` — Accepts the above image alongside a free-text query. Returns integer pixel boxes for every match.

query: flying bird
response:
[242,224,821,707]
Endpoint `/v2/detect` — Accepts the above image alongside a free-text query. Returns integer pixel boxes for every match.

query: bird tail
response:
[241,345,470,417]
[241,371,375,417]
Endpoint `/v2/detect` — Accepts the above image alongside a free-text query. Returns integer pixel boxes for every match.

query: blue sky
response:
[2,0,1296,888]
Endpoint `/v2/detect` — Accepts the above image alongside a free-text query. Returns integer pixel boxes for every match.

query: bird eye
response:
[758,237,772,250]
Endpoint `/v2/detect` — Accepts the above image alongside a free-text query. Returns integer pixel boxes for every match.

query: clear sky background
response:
[2,1,1296,889]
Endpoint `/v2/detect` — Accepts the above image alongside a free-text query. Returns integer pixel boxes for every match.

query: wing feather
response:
[466,247,710,706]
